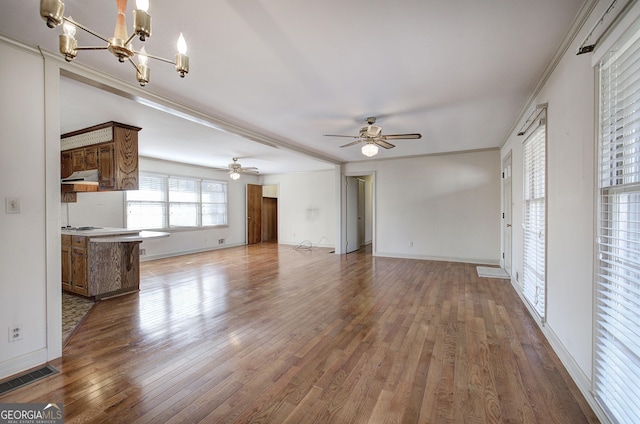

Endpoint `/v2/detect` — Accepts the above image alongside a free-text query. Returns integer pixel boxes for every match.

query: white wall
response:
[261,169,338,248]
[60,157,257,260]
[346,150,501,264]
[499,0,618,417]
[0,41,58,378]
[138,157,256,259]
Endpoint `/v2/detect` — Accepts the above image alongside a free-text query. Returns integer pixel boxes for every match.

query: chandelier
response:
[40,0,189,86]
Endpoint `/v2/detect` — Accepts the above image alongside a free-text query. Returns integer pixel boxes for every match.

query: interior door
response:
[358,178,365,248]
[345,177,359,253]
[502,153,512,276]
[247,184,262,245]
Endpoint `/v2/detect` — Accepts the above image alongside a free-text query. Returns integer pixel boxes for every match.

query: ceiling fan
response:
[324,117,422,157]
[227,158,258,180]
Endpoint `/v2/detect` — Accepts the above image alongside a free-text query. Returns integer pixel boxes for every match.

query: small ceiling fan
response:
[227,158,258,180]
[324,117,422,157]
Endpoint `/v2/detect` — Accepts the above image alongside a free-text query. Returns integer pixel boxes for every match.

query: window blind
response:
[595,22,640,424]
[522,120,546,320]
[126,173,228,230]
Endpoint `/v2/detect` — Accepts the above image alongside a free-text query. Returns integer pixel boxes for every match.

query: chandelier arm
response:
[140,51,176,65]
[127,57,143,74]
[124,33,138,46]
[75,46,109,51]
[63,16,110,43]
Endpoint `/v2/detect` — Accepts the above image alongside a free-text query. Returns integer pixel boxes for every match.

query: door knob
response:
[506,224,512,227]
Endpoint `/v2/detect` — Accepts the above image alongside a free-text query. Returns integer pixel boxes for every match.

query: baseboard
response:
[140,242,246,262]
[509,280,612,424]
[0,349,48,382]
[373,251,500,265]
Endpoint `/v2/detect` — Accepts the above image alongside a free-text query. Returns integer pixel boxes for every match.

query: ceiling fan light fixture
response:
[229,171,241,180]
[361,143,379,157]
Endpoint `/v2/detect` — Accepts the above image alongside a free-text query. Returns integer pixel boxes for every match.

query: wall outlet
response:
[218,238,225,244]
[410,241,414,247]
[8,324,23,343]
[140,248,146,256]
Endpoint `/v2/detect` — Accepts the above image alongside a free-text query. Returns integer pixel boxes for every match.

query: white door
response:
[502,153,513,276]
[345,176,359,253]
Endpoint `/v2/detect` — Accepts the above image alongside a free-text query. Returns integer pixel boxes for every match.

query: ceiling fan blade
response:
[375,139,395,149]
[381,133,422,140]
[324,134,360,138]
[340,140,364,148]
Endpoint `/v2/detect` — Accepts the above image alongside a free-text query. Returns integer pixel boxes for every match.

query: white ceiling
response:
[1,0,587,174]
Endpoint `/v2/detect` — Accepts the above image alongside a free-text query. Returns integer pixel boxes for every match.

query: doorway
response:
[502,152,512,276]
[247,183,279,244]
[344,174,373,254]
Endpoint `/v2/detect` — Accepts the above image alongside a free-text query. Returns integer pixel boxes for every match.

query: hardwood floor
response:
[0,243,598,423]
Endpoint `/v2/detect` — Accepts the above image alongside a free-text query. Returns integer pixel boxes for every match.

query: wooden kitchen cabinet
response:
[61,232,143,299]
[84,145,98,169]
[60,122,140,200]
[61,235,89,296]
[61,151,72,179]
[71,149,85,172]
[71,236,89,296]
[61,235,72,291]
[98,143,116,190]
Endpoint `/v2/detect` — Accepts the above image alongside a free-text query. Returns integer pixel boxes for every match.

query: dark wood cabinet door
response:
[61,238,72,291]
[61,151,72,178]
[98,143,116,190]
[71,149,85,172]
[71,246,88,296]
[84,146,98,170]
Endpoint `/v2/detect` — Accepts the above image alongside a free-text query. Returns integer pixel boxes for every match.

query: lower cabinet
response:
[62,234,141,299]
[61,235,89,296]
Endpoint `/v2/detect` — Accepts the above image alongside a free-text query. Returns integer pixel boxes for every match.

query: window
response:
[126,173,227,229]
[522,117,546,320]
[594,22,640,424]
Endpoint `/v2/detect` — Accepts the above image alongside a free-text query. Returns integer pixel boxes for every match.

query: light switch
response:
[5,197,20,214]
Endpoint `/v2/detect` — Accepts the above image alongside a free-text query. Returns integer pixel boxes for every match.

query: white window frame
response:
[126,172,228,230]
[594,17,640,424]
[522,115,547,321]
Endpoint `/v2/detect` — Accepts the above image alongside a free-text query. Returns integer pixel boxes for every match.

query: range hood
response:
[61,169,99,185]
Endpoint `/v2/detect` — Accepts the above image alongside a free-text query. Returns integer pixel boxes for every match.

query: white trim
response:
[0,349,49,381]
[374,251,500,266]
[592,0,640,65]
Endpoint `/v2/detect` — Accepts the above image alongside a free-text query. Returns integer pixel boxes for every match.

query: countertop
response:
[61,227,170,242]
[61,227,140,237]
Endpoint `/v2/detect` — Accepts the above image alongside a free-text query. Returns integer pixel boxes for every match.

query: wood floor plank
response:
[0,244,599,423]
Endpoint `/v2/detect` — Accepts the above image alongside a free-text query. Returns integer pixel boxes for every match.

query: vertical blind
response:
[522,119,546,319]
[595,23,640,424]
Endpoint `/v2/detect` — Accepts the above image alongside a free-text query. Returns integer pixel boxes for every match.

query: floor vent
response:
[0,365,58,396]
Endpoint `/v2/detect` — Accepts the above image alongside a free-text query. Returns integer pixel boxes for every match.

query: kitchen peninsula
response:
[61,227,167,299]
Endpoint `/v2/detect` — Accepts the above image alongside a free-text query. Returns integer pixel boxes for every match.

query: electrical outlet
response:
[410,241,414,247]
[218,238,225,244]
[140,248,146,256]
[8,324,23,343]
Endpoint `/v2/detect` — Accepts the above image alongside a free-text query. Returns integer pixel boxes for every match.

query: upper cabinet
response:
[61,122,141,201]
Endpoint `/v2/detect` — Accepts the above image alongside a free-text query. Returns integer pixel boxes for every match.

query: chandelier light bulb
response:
[177,33,187,54]
[230,172,240,180]
[136,0,149,13]
[361,143,379,157]
[63,17,76,37]
[138,46,148,66]
[40,0,189,85]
